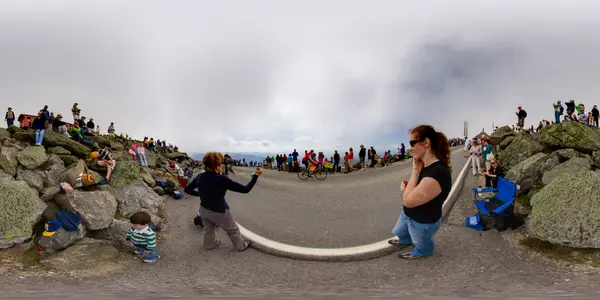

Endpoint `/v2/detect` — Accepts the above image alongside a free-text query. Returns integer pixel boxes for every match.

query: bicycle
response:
[298,163,328,180]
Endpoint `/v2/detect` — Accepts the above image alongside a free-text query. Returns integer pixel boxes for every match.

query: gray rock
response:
[593,151,600,168]
[87,219,133,251]
[0,180,46,249]
[489,126,515,146]
[16,166,44,193]
[0,128,9,141]
[43,155,66,188]
[55,190,118,230]
[59,155,78,167]
[115,182,163,218]
[42,200,60,220]
[47,146,71,155]
[145,150,157,167]
[110,142,124,151]
[529,171,600,248]
[40,186,61,202]
[109,161,141,189]
[0,146,19,176]
[152,186,164,195]
[39,240,119,271]
[498,133,545,169]
[140,167,156,187]
[541,157,593,185]
[514,202,532,216]
[38,224,86,251]
[0,171,14,181]
[555,148,584,160]
[504,153,549,194]
[539,121,600,152]
[538,152,561,173]
[17,145,49,169]
[499,135,515,149]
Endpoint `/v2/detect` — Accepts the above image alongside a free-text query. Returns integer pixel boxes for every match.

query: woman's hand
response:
[255,168,262,176]
[412,157,424,172]
[400,180,407,191]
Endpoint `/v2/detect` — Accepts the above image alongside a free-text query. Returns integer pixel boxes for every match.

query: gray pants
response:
[200,207,245,250]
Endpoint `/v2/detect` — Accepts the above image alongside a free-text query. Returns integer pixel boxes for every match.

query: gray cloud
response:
[1,0,600,154]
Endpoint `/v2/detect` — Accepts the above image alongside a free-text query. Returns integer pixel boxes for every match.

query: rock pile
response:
[0,126,197,268]
[490,122,600,248]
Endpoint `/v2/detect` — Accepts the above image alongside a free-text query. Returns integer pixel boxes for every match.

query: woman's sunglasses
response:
[409,138,425,147]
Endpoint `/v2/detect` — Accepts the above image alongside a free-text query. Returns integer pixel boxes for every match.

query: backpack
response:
[559,106,564,115]
[63,160,95,188]
[521,110,527,118]
[55,211,83,232]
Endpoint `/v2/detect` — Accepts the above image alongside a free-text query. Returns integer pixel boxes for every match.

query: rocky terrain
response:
[490,122,600,248]
[0,126,197,271]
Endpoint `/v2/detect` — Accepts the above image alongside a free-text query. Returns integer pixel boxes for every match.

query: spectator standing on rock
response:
[553,101,563,124]
[71,103,81,121]
[86,118,95,134]
[32,112,46,146]
[108,122,116,136]
[389,125,452,259]
[40,105,50,130]
[5,107,15,127]
[592,105,599,127]
[184,152,261,252]
[516,106,527,131]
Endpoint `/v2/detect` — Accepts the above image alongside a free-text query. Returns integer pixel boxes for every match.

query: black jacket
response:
[333,152,340,163]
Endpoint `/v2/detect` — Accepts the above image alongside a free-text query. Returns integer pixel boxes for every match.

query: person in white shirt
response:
[469,139,482,176]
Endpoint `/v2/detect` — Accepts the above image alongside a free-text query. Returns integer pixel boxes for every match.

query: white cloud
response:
[1,0,600,154]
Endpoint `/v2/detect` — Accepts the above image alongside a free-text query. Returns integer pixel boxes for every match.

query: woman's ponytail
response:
[434,131,452,172]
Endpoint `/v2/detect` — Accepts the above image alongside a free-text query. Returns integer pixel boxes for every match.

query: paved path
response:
[226,148,470,247]
[2,149,600,298]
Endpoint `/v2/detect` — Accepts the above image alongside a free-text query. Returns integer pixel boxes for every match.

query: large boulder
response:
[47,146,71,155]
[40,186,61,202]
[39,238,120,272]
[109,161,141,189]
[0,171,14,181]
[16,166,45,193]
[529,171,600,248]
[59,155,78,167]
[164,151,188,160]
[55,190,118,230]
[14,130,92,158]
[498,133,545,169]
[43,154,66,188]
[140,167,156,187]
[490,126,516,146]
[504,153,555,194]
[593,151,600,167]
[0,128,10,141]
[145,150,157,167]
[17,145,48,169]
[499,135,515,150]
[0,180,47,249]
[0,146,19,175]
[38,224,86,252]
[554,148,586,160]
[87,219,133,250]
[541,157,593,185]
[538,122,600,152]
[115,182,163,218]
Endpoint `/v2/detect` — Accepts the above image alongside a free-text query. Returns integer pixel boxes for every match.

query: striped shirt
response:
[125,226,157,250]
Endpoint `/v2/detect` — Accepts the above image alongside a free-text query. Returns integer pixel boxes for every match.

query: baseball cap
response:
[43,220,63,237]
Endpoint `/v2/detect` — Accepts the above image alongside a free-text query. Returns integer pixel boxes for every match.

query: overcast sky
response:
[2,0,600,153]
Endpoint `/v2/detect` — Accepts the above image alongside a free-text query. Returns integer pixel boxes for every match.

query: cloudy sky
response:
[2,0,600,153]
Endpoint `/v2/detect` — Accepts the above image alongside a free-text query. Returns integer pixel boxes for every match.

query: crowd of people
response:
[510,101,599,134]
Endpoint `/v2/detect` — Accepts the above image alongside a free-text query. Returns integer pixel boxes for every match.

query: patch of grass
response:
[114,210,122,220]
[520,237,600,265]
[516,194,530,206]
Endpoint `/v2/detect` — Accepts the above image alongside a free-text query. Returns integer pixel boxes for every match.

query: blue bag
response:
[56,211,83,232]
[465,214,484,231]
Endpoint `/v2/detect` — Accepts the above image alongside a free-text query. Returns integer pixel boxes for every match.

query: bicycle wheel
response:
[314,167,328,180]
[297,170,309,180]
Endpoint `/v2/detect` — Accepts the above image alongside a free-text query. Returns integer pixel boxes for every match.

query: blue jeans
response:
[35,129,45,144]
[7,119,14,127]
[139,154,148,166]
[392,211,442,257]
[555,111,561,124]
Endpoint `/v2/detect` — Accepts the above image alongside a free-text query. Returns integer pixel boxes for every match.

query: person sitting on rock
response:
[53,114,69,135]
[71,122,93,146]
[137,143,148,167]
[184,152,261,252]
[147,138,157,151]
[92,148,116,185]
[564,108,577,122]
[126,211,160,263]
[483,159,504,188]
[32,112,46,146]
[86,118,95,134]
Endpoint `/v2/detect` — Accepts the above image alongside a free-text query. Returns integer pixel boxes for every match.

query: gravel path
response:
[1,149,599,299]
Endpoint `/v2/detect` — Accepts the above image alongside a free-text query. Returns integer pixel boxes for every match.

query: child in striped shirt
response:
[125,211,160,263]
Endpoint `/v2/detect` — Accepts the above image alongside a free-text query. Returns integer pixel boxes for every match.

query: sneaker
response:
[99,178,110,185]
[134,248,145,256]
[143,251,160,263]
[238,240,251,252]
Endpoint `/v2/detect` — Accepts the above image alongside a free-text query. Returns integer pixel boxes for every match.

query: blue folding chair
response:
[473,177,517,216]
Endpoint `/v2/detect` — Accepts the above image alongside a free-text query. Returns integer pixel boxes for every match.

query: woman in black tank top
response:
[388,125,452,259]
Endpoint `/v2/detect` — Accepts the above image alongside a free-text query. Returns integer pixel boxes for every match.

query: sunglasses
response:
[409,138,425,147]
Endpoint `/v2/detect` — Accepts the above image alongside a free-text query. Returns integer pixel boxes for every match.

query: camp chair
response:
[472,177,517,216]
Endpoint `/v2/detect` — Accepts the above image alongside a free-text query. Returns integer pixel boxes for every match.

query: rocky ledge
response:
[490,122,600,248]
[0,126,197,270]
